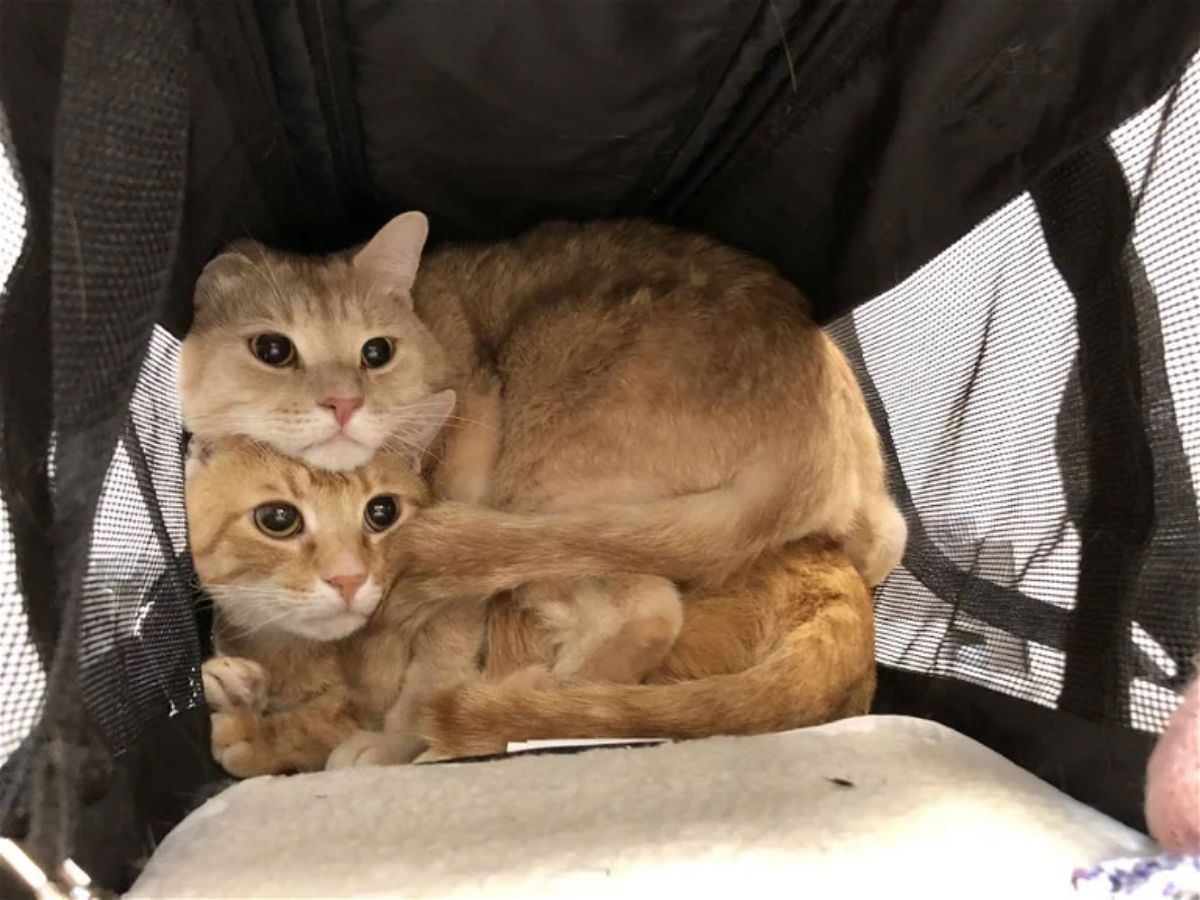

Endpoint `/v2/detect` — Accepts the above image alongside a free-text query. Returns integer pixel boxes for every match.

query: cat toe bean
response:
[202,657,268,713]
[210,711,269,778]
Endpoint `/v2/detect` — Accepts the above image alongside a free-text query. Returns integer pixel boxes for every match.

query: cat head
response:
[179,211,453,471]
[186,436,430,642]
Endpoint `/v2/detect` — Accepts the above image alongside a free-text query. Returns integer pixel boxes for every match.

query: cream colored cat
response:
[188,438,876,775]
[181,214,905,681]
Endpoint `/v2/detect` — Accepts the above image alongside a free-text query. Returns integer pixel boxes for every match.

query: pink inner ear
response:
[353,211,429,297]
[183,437,211,483]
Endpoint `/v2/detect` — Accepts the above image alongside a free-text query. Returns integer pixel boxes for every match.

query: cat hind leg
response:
[523,574,683,684]
[842,493,907,588]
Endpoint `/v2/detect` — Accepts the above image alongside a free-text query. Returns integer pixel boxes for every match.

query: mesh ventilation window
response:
[77,327,202,755]
[0,120,41,772]
[0,28,1196,880]
[0,320,202,770]
[831,55,1200,734]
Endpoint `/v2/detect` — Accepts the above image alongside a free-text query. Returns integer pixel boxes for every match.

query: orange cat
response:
[180,215,905,671]
[187,436,484,775]
[187,438,875,774]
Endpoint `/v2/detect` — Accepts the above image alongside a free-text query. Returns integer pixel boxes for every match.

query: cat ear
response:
[184,433,213,483]
[353,211,429,304]
[394,389,456,468]
[194,239,264,308]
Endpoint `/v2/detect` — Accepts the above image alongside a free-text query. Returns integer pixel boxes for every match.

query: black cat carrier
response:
[1,1,1198,894]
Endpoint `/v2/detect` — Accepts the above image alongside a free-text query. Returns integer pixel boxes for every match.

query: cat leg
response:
[415,664,560,761]
[412,747,456,764]
[330,599,487,769]
[841,492,908,588]
[210,689,358,777]
[202,656,268,713]
[521,574,683,684]
[326,729,425,769]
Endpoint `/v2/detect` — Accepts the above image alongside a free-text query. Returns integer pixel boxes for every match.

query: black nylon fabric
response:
[174,0,1200,331]
[682,0,1200,311]
[0,0,1198,891]
[0,0,213,888]
[1030,144,1157,725]
[829,124,1200,826]
[835,51,1200,824]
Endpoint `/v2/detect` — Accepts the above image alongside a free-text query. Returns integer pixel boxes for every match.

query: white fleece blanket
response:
[127,715,1153,899]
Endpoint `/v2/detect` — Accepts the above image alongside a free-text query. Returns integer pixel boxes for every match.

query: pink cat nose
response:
[320,395,363,428]
[325,573,367,603]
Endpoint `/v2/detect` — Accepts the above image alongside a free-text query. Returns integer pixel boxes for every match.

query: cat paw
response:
[210,711,268,777]
[413,747,456,765]
[326,730,424,770]
[203,657,268,713]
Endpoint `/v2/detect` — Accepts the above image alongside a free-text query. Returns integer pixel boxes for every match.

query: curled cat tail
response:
[390,462,904,605]
[417,569,876,758]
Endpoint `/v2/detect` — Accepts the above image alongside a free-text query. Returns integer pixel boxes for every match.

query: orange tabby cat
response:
[188,436,486,775]
[188,438,875,774]
[180,215,905,673]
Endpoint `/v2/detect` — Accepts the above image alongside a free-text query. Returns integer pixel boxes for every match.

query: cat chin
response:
[285,610,370,642]
[296,435,376,471]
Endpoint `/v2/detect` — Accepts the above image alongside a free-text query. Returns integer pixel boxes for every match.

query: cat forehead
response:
[197,440,427,502]
[194,250,404,331]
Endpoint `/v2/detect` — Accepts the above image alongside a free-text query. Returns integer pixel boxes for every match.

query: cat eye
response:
[363,494,400,532]
[253,502,303,538]
[250,333,296,367]
[361,337,394,369]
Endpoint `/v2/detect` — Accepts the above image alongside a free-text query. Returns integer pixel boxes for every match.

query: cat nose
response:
[325,573,367,604]
[320,395,363,428]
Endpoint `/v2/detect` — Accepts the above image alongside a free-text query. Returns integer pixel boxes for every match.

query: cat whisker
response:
[219,614,299,642]
[377,410,495,430]
[206,585,300,606]
[380,434,445,466]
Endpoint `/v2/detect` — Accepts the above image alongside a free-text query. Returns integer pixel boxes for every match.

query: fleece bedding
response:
[126,715,1154,899]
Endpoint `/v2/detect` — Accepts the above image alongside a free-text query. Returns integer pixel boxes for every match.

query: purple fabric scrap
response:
[1072,854,1200,898]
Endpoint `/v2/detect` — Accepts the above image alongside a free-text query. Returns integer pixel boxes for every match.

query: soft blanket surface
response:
[127,715,1153,899]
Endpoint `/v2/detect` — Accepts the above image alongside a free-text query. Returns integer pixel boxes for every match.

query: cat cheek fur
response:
[211,574,379,643]
[180,333,336,459]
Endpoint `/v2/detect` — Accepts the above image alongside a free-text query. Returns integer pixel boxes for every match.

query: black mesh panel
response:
[0,1,1197,892]
[0,1,214,890]
[0,108,43,822]
[829,54,1200,825]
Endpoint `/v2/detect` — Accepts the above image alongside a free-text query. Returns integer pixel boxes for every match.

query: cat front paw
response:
[203,657,268,713]
[413,747,456,764]
[326,730,424,770]
[210,711,275,778]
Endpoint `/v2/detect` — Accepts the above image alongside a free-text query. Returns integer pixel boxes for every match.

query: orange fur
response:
[187,437,461,776]
[419,541,876,758]
[188,440,875,774]
[182,217,906,654]
[181,215,903,771]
